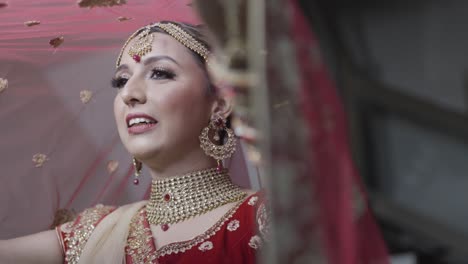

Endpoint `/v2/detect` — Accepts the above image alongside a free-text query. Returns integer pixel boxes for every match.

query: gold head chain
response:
[115,22,210,68]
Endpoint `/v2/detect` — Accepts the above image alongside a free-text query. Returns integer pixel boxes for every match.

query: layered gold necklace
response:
[146,167,247,231]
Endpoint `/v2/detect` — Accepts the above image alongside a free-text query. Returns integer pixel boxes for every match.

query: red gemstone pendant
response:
[132,55,141,62]
[133,178,139,185]
[161,224,169,231]
[163,193,171,202]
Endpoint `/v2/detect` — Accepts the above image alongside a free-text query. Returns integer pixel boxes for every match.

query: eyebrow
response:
[115,55,181,75]
[114,64,129,75]
[143,55,180,67]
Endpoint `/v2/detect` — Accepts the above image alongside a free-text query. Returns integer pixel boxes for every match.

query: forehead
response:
[120,32,195,67]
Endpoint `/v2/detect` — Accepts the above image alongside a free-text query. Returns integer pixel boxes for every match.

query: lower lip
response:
[127,123,157,134]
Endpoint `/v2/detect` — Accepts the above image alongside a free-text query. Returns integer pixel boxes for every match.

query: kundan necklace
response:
[146,167,247,231]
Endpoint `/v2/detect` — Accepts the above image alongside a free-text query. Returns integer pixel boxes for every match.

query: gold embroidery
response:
[126,208,158,264]
[126,198,246,262]
[63,204,114,264]
[155,198,244,258]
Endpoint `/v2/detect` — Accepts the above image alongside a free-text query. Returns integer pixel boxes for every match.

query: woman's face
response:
[113,32,214,166]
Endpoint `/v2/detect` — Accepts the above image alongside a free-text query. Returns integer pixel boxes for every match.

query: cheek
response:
[113,95,124,127]
[157,83,210,128]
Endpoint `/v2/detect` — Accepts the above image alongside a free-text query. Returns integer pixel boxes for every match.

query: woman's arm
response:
[0,230,63,264]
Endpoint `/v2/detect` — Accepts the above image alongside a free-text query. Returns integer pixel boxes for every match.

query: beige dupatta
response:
[78,201,146,264]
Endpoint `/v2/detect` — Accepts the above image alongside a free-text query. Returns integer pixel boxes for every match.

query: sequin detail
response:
[155,199,244,258]
[125,198,245,261]
[126,207,158,264]
[62,204,115,264]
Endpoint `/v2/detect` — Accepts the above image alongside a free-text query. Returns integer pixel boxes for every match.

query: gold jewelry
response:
[132,157,142,185]
[116,22,210,68]
[156,22,209,62]
[146,167,246,230]
[127,26,153,63]
[199,114,236,169]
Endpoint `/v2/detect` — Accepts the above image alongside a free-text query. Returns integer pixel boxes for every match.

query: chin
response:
[123,137,163,159]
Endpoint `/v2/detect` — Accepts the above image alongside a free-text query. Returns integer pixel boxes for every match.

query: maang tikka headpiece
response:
[116,22,210,68]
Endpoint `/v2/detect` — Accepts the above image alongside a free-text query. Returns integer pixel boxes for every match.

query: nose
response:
[119,75,147,107]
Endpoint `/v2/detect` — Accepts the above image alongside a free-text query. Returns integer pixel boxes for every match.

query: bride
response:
[0,20,267,264]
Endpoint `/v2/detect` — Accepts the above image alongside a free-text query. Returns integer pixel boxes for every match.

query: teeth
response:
[128,117,155,126]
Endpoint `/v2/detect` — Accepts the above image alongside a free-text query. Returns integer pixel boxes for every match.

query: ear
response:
[210,90,234,119]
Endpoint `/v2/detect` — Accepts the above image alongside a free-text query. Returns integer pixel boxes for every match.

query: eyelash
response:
[110,68,175,89]
[111,76,128,89]
[150,67,175,80]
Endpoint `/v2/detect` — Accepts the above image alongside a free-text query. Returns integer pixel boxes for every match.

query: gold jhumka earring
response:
[132,157,142,185]
[199,114,236,170]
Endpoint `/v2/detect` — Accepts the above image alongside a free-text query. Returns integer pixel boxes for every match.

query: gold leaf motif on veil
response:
[49,36,64,48]
[107,160,119,174]
[77,0,126,8]
[32,153,48,168]
[24,21,41,27]
[0,78,8,94]
[79,90,93,104]
[117,16,132,22]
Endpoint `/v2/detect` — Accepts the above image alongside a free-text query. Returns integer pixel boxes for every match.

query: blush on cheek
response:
[160,87,209,135]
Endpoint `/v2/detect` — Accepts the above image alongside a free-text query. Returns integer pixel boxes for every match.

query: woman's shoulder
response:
[218,189,270,253]
[55,202,142,263]
[239,189,268,212]
[57,201,146,231]
[234,189,270,234]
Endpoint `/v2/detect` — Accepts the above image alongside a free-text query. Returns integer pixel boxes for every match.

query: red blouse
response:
[56,192,269,264]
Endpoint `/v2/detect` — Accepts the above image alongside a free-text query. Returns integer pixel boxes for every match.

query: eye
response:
[111,76,128,89]
[150,68,175,80]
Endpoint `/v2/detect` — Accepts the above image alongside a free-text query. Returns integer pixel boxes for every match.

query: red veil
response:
[288,0,389,263]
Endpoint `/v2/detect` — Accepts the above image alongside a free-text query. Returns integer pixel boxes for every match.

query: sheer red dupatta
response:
[289,1,389,263]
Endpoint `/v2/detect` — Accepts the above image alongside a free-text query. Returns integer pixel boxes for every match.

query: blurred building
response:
[300,0,468,263]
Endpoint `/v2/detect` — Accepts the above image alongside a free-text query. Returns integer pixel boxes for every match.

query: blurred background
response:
[300,0,468,263]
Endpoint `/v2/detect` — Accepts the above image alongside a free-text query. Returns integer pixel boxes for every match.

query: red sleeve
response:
[216,192,270,264]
